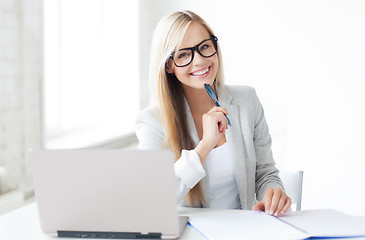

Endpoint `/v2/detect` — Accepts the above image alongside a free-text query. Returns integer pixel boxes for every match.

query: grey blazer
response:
[135,85,284,210]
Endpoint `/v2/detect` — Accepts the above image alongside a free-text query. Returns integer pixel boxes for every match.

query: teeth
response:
[192,67,209,76]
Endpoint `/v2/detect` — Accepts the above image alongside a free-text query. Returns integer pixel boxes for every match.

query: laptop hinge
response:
[57,231,162,239]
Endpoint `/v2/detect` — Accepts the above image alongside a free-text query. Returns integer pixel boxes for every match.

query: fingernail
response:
[274,212,278,217]
[280,211,284,215]
[265,210,269,214]
[269,210,274,215]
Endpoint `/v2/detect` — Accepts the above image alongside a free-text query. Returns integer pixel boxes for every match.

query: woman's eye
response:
[177,52,190,59]
[200,44,210,50]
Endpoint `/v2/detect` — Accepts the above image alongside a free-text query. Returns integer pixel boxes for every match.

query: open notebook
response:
[189,209,365,240]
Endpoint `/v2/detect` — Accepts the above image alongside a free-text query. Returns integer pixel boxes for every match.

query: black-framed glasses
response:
[169,36,218,67]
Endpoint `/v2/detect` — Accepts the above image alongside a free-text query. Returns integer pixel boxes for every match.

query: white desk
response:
[0,202,240,240]
[1,203,365,240]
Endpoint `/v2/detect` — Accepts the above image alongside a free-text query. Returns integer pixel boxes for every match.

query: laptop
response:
[29,148,188,239]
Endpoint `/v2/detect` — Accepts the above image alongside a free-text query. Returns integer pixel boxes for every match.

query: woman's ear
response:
[165,59,174,74]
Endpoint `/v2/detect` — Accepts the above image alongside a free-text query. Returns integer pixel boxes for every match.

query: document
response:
[189,209,365,240]
[279,209,365,238]
[189,211,309,240]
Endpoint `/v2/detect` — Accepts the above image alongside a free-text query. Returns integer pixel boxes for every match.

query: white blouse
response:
[205,142,241,209]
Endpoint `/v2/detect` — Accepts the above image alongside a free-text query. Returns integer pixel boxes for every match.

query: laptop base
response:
[57,231,162,239]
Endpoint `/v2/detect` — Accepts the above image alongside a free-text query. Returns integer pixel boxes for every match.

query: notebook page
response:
[278,209,365,238]
[189,211,309,240]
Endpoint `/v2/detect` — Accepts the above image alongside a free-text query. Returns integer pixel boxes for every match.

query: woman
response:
[136,10,291,216]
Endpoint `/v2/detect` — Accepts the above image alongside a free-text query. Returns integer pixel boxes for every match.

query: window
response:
[43,0,139,148]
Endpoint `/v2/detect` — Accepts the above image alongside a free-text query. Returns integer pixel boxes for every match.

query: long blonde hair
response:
[149,10,225,206]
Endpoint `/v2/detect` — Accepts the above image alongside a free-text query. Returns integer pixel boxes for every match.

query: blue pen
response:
[204,84,231,126]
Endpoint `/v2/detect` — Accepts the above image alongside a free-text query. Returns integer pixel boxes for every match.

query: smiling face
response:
[168,22,219,90]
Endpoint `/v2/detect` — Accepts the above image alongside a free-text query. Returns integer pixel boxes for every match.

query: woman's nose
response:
[192,52,206,66]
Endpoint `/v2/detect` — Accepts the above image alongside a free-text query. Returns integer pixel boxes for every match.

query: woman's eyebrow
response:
[178,38,209,51]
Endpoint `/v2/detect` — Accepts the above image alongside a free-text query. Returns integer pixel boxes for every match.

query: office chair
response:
[279,171,303,211]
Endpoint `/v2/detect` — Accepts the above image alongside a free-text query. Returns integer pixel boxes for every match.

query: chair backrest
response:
[279,171,303,211]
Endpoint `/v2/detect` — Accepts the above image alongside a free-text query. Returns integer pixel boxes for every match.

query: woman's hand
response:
[252,188,291,216]
[194,106,229,162]
[201,106,229,147]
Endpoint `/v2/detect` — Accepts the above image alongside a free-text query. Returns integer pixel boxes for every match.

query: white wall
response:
[138,0,178,108]
[140,1,365,215]
[0,0,42,195]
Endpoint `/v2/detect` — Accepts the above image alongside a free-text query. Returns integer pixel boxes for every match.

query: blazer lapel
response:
[219,87,249,209]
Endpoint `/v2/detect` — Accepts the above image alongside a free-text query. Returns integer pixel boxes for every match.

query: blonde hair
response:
[149,10,224,206]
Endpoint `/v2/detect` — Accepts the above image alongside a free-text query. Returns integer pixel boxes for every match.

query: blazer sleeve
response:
[251,89,285,201]
[135,108,206,203]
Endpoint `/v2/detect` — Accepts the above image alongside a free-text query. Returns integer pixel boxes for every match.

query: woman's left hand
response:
[252,188,291,216]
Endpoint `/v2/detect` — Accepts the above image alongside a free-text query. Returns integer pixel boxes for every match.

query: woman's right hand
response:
[195,106,229,162]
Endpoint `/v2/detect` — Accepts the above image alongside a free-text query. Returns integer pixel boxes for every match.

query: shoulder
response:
[223,85,258,105]
[136,105,164,130]
[135,106,166,149]
[226,84,255,96]
[137,105,158,120]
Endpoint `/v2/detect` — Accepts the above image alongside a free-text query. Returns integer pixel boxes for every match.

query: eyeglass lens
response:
[173,38,217,67]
